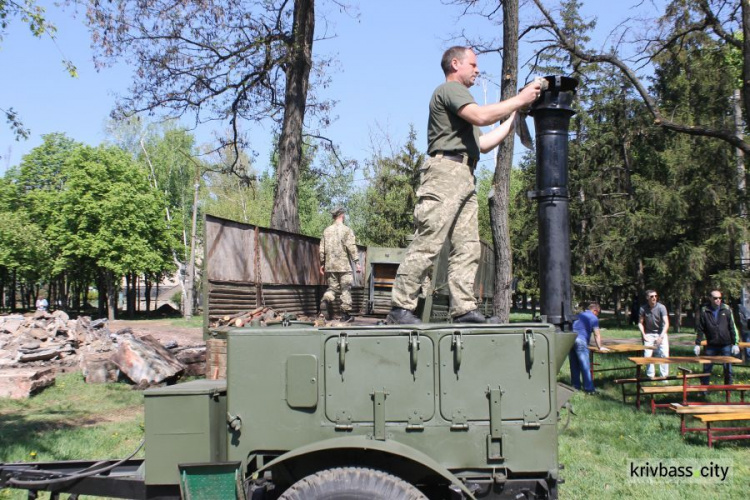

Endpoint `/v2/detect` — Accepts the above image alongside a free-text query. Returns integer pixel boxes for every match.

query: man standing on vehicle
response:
[638,289,670,379]
[387,46,541,325]
[319,207,361,322]
[695,290,741,384]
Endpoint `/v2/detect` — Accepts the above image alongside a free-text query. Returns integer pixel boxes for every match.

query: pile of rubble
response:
[0,311,205,399]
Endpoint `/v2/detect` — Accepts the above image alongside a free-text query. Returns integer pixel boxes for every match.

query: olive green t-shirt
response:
[426,81,481,160]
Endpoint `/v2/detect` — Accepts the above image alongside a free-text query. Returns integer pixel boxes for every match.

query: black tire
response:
[278,466,427,500]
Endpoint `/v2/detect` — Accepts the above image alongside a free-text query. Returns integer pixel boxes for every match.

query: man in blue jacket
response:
[695,290,740,385]
[569,302,608,394]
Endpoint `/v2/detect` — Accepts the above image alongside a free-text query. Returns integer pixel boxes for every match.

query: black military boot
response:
[453,309,486,324]
[320,299,333,320]
[340,311,353,322]
[386,307,422,325]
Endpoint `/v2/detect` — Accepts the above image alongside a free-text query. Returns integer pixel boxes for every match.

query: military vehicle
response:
[0,76,578,499]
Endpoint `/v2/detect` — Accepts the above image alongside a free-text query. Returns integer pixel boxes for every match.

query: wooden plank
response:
[641,386,706,394]
[628,356,743,365]
[589,343,645,353]
[695,412,750,422]
[670,404,750,414]
[615,373,704,384]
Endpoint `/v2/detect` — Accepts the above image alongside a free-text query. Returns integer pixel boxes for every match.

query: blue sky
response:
[0,1,659,176]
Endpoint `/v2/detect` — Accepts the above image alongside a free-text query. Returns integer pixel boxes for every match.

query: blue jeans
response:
[743,330,750,359]
[702,345,733,385]
[569,338,594,392]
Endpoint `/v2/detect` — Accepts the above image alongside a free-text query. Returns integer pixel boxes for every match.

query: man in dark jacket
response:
[694,290,741,384]
[738,303,750,362]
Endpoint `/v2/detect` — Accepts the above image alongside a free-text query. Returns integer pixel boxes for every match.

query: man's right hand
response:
[693,345,701,356]
[518,81,542,107]
[319,265,325,276]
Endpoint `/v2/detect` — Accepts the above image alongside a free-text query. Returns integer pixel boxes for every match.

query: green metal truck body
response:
[141,322,574,499]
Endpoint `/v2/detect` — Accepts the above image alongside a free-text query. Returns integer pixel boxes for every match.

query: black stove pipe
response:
[528,76,578,331]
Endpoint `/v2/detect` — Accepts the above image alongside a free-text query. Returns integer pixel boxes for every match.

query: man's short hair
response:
[587,302,601,312]
[330,207,346,219]
[441,46,471,75]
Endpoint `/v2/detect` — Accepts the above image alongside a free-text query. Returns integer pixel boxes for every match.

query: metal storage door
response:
[438,331,552,421]
[324,333,435,423]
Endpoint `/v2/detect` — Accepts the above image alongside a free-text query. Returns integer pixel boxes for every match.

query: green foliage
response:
[475,167,493,244]
[509,0,749,311]
[17,133,79,230]
[0,210,48,282]
[510,154,540,297]
[202,169,274,227]
[53,144,177,278]
[357,125,423,247]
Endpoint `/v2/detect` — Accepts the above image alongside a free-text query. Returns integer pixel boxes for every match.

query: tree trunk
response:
[742,1,750,128]
[107,271,117,322]
[490,0,519,322]
[674,299,682,334]
[614,287,621,326]
[126,273,134,318]
[185,163,201,319]
[10,270,16,312]
[97,271,107,318]
[145,275,151,313]
[270,0,315,233]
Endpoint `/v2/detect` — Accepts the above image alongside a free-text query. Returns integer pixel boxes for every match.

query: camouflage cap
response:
[331,206,346,218]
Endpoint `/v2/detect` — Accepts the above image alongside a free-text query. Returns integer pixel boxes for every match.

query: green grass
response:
[558,343,750,499]
[167,316,204,328]
[0,373,145,500]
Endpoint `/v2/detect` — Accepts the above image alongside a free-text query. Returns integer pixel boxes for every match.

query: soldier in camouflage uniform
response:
[388,46,540,325]
[319,207,361,322]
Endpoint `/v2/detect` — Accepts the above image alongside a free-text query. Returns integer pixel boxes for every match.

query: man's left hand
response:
[356,264,362,274]
[732,345,740,356]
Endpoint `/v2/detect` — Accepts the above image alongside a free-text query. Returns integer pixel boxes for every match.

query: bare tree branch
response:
[531,0,750,155]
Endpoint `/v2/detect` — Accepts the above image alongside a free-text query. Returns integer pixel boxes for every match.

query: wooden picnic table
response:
[628,356,743,410]
[700,341,750,348]
[587,343,645,383]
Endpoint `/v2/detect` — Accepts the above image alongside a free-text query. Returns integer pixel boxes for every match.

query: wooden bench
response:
[693,412,750,447]
[669,403,750,436]
[639,367,750,414]
[614,373,704,405]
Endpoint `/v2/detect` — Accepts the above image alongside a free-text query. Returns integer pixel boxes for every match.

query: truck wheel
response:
[278,466,427,500]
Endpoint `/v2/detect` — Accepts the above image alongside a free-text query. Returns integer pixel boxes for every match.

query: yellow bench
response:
[693,412,750,447]
[637,367,750,414]
[669,403,750,436]
[613,373,704,405]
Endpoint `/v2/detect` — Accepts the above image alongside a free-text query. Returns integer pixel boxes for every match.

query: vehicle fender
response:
[253,435,475,499]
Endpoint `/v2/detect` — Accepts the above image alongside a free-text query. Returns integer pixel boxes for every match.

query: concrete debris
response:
[111,334,184,386]
[0,311,207,397]
[0,367,56,399]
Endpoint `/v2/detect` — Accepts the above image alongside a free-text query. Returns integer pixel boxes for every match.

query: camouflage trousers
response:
[322,271,353,312]
[391,156,480,316]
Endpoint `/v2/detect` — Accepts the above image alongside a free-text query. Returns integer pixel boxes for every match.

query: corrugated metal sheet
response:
[206,214,365,286]
[205,214,495,327]
[205,215,366,325]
